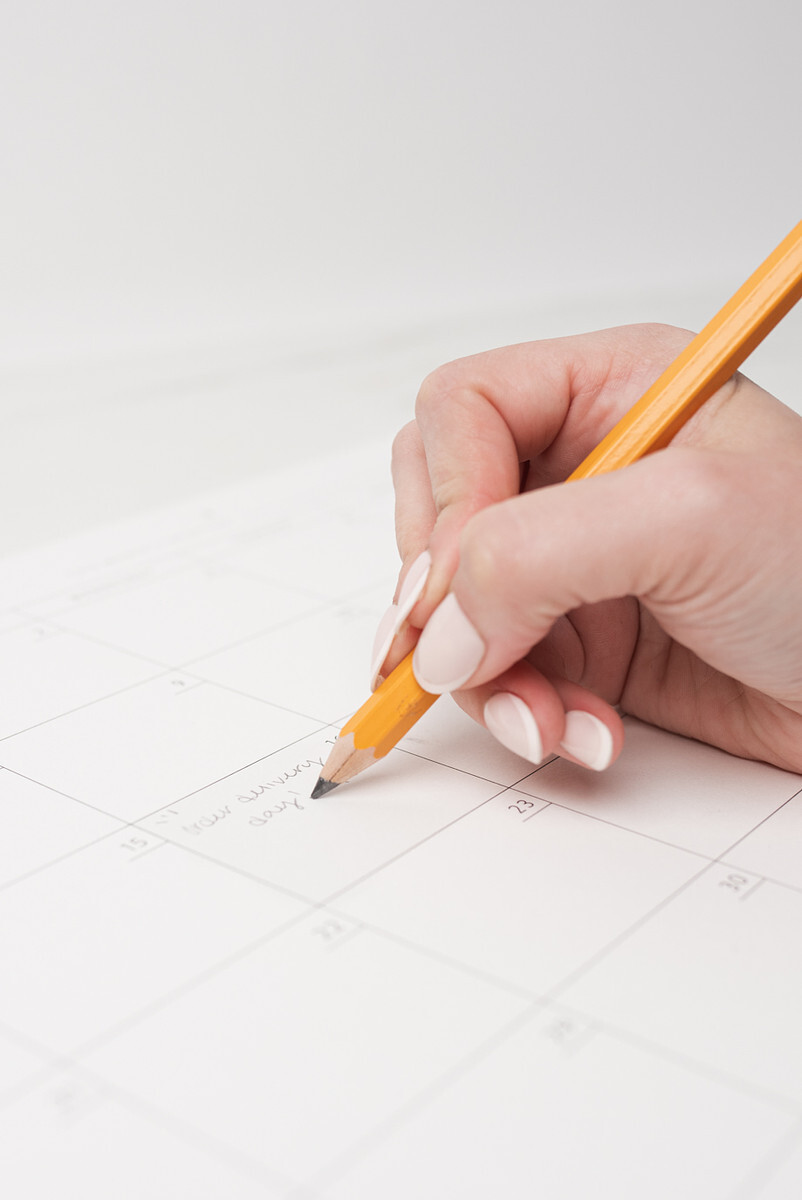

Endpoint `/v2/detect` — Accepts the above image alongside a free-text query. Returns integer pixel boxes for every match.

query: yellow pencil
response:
[312,220,802,798]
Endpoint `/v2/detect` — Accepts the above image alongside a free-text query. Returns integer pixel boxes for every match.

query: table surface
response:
[2,288,800,558]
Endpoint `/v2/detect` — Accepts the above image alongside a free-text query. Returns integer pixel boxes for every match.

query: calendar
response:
[1,443,801,1199]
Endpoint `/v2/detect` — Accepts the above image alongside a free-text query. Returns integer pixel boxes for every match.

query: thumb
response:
[411,446,769,693]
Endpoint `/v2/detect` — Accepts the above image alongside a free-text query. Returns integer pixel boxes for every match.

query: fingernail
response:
[560,710,613,771]
[396,550,431,611]
[413,593,485,693]
[484,693,543,763]
[369,604,399,689]
[369,551,431,690]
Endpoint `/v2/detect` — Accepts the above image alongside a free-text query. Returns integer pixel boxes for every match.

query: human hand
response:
[373,324,802,773]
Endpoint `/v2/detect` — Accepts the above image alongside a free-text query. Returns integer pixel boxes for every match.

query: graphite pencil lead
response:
[311,776,340,800]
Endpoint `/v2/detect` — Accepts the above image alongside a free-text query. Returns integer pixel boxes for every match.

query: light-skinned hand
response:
[372,324,802,773]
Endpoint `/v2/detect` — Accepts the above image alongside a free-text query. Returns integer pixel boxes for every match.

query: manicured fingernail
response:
[396,550,431,611]
[369,604,399,689]
[484,693,543,763]
[560,710,613,771]
[369,552,431,690]
[413,593,485,693]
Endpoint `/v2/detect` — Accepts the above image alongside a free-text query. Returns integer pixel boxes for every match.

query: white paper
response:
[1,445,801,1199]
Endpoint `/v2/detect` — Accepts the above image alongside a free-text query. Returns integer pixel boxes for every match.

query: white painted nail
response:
[560,710,614,771]
[413,593,485,693]
[369,604,399,689]
[484,693,543,763]
[368,551,432,690]
[396,549,431,613]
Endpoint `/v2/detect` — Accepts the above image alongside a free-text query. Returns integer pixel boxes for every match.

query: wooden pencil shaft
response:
[573,220,802,480]
[340,653,438,760]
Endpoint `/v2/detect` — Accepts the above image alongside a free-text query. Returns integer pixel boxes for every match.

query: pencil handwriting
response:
[248,792,305,827]
[234,757,323,804]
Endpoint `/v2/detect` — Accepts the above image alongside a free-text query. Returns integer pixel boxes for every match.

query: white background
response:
[2,0,800,547]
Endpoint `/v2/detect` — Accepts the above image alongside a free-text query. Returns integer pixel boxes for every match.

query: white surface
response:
[2,284,800,557]
[2,1,800,364]
[1,445,801,1198]
[2,0,800,552]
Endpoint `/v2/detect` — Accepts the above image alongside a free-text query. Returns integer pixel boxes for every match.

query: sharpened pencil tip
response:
[311,776,339,799]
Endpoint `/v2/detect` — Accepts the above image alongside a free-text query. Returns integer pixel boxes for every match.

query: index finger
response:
[407,324,693,624]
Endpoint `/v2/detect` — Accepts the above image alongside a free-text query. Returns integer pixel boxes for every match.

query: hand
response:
[376,324,802,773]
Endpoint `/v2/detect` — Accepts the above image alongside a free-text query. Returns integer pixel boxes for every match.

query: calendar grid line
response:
[3,437,801,1196]
[727,1114,802,1200]
[79,1061,300,1197]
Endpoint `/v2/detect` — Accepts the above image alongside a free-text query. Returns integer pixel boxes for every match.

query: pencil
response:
[312,219,802,799]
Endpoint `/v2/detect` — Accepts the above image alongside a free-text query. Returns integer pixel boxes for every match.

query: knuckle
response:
[431,475,469,517]
[415,361,467,423]
[641,320,693,342]
[670,449,735,519]
[643,449,739,599]
[458,508,507,589]
[456,504,541,651]
[390,421,419,471]
[634,322,697,358]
